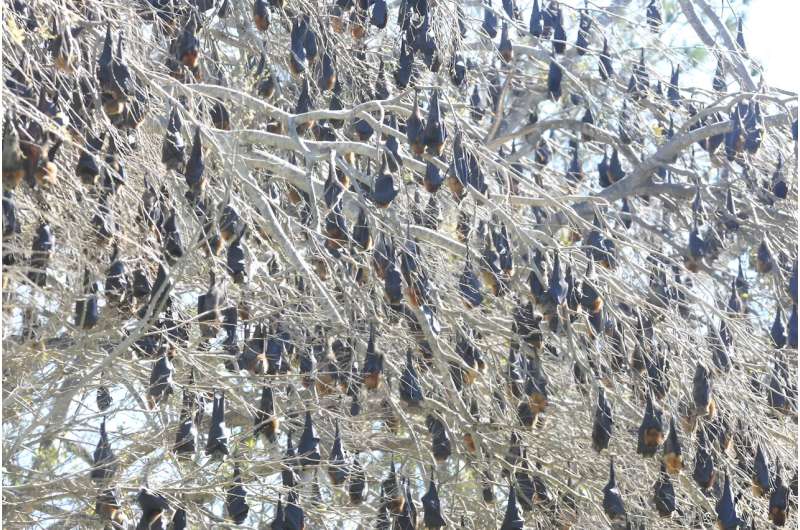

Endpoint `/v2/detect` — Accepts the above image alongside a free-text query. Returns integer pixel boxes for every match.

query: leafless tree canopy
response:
[1,0,798,528]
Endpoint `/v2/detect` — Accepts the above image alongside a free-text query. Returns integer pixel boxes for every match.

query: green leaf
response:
[688,47,709,66]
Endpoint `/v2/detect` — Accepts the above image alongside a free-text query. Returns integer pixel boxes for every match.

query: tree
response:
[1,0,797,528]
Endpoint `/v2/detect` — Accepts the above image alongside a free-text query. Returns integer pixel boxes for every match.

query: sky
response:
[740,0,799,93]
